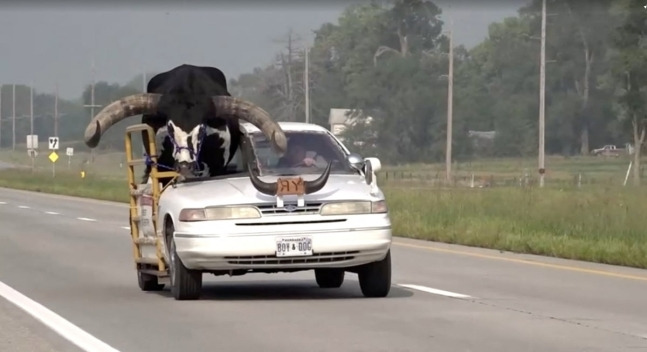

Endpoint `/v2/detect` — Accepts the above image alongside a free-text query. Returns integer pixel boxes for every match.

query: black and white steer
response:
[83,64,331,194]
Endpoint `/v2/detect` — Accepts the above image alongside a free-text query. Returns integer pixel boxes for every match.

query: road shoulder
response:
[0,297,82,352]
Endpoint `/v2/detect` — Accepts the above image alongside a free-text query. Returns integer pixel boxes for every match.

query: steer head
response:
[155,120,209,178]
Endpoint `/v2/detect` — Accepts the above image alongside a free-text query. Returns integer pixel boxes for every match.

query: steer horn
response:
[84,93,161,148]
[211,96,287,156]
[83,92,288,159]
[248,161,333,196]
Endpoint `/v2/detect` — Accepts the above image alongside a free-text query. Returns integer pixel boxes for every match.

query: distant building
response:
[328,108,375,147]
[328,108,373,136]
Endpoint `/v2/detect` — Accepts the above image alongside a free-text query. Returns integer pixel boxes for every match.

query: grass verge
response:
[1,168,646,269]
[0,168,128,203]
[384,185,647,269]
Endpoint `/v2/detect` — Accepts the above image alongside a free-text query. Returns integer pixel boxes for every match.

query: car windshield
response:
[248,130,357,176]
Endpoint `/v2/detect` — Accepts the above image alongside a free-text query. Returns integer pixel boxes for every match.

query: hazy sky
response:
[0,0,527,100]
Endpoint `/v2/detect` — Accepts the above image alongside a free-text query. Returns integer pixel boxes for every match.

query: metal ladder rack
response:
[124,124,179,278]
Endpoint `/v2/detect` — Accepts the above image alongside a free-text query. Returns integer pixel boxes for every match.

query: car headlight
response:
[179,206,261,221]
[320,200,388,215]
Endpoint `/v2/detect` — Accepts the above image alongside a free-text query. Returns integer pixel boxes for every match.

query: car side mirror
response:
[364,159,373,185]
[347,153,365,171]
[364,157,381,173]
[363,157,381,186]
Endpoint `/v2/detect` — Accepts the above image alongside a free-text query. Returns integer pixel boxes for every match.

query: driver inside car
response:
[277,139,326,168]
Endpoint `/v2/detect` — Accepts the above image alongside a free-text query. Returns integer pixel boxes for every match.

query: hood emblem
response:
[284,204,298,212]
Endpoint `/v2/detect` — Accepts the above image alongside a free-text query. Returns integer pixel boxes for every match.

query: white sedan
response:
[147,122,392,300]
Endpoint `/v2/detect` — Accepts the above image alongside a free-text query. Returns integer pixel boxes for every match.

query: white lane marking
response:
[121,226,130,230]
[0,280,120,352]
[397,284,474,299]
[0,201,6,204]
[45,211,59,215]
[18,205,30,209]
[76,217,97,222]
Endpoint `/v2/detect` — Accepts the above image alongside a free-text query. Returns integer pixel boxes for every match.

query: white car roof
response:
[240,121,330,134]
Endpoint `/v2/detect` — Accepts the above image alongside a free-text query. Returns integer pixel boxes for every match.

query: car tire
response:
[137,270,165,291]
[166,222,202,300]
[358,250,391,298]
[315,269,345,288]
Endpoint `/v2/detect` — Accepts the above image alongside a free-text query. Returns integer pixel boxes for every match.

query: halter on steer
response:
[142,125,208,177]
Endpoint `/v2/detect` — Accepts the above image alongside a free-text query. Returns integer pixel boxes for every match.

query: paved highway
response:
[1,186,646,352]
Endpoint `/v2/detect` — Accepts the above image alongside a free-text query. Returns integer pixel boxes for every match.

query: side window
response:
[224,141,246,173]
[232,149,244,172]
[249,134,281,168]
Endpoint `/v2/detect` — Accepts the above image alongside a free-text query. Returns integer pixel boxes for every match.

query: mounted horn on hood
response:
[248,161,333,196]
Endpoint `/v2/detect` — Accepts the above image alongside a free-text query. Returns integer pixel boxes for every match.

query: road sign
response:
[48,137,59,150]
[66,147,74,156]
[26,135,39,149]
[49,151,59,163]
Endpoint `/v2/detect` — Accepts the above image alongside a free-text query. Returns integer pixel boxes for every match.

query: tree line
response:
[1,0,645,173]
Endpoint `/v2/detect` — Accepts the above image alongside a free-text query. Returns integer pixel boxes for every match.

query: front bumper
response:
[173,226,392,271]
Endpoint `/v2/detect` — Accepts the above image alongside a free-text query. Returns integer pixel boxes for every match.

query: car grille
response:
[225,251,358,265]
[236,219,346,226]
[255,202,323,216]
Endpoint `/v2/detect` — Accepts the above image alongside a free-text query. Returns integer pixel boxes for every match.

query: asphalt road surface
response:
[1,186,646,352]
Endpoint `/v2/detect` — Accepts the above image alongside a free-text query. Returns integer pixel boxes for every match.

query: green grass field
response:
[1,149,646,269]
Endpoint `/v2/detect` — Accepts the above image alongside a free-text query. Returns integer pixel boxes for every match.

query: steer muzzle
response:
[176,161,197,179]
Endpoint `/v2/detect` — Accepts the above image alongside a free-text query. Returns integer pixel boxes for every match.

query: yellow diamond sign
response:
[49,151,59,163]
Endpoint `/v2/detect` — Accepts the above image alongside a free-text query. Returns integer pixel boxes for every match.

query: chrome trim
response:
[173,225,392,238]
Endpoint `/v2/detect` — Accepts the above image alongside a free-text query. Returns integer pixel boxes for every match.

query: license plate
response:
[275,236,313,257]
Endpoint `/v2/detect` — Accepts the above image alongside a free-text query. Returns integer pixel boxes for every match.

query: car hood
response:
[160,173,382,207]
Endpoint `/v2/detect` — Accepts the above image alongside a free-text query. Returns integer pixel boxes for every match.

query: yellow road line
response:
[393,241,647,282]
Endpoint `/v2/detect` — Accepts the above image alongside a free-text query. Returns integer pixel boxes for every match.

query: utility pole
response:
[304,47,310,124]
[141,69,146,156]
[142,69,147,92]
[30,83,34,136]
[54,83,59,136]
[445,18,454,184]
[273,29,301,121]
[538,0,546,187]
[0,84,3,149]
[84,59,102,162]
[12,84,15,151]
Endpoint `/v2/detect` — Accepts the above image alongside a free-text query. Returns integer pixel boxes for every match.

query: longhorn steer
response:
[83,64,331,194]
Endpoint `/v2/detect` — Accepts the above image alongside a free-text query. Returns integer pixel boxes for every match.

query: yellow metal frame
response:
[124,124,179,277]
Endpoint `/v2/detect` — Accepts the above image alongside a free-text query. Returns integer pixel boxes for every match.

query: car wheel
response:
[166,222,202,300]
[137,270,165,291]
[315,269,345,288]
[358,250,391,298]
